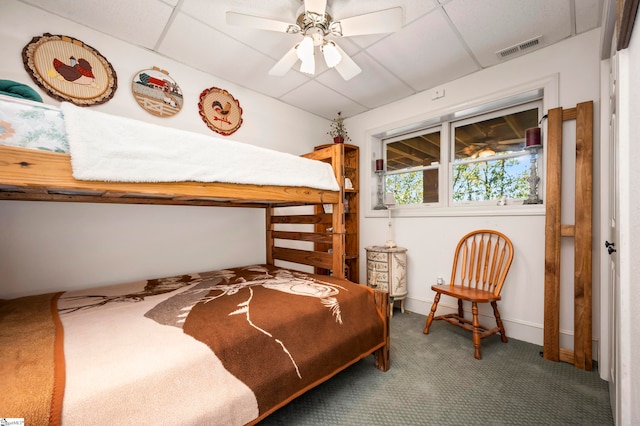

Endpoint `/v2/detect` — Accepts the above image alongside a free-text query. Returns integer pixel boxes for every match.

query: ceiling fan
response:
[461,138,526,158]
[226,0,403,80]
[459,122,527,158]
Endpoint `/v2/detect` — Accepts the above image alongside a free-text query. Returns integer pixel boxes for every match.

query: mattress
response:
[0,94,68,153]
[0,264,387,425]
[0,95,340,191]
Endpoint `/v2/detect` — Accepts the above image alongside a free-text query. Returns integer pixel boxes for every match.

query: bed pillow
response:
[0,80,43,102]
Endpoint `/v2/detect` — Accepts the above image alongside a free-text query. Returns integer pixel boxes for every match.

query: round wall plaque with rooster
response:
[22,33,117,106]
[198,87,243,136]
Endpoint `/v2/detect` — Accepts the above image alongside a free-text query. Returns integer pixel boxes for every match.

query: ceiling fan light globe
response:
[478,148,496,158]
[296,36,315,61]
[322,42,342,68]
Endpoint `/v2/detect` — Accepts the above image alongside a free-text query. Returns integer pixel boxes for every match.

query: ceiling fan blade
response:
[268,46,299,76]
[226,11,294,33]
[333,44,361,80]
[337,7,403,37]
[304,0,327,17]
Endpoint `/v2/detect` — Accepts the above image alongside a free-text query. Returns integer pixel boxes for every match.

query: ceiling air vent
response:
[496,36,543,59]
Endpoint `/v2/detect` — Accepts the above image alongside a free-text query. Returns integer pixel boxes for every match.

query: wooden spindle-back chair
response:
[423,229,514,359]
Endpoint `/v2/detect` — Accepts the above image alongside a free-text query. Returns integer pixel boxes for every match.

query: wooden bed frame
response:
[0,145,339,206]
[0,142,390,371]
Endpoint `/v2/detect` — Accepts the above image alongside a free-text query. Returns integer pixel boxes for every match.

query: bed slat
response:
[271,247,334,270]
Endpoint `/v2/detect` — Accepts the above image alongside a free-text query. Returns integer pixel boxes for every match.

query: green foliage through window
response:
[381,99,541,207]
[452,158,530,201]
[385,172,424,204]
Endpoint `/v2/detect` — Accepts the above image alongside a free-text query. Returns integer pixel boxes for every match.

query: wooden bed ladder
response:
[543,101,593,371]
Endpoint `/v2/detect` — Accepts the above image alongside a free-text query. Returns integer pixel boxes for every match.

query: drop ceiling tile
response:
[244,69,314,99]
[279,80,368,119]
[330,0,439,26]
[180,0,304,59]
[182,0,301,27]
[21,0,175,49]
[575,0,604,34]
[444,0,572,68]
[315,52,414,109]
[365,10,479,92]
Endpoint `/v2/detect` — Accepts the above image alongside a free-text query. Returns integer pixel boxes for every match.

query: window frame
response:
[447,100,544,207]
[379,97,544,211]
[383,125,443,207]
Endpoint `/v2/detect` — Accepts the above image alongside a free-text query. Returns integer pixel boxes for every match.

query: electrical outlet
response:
[437,276,444,285]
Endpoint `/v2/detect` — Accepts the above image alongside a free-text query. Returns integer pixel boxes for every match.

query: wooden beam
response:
[270,214,332,225]
[373,289,390,371]
[559,347,575,365]
[0,191,267,207]
[561,225,576,237]
[617,0,639,50]
[266,207,274,266]
[573,101,594,371]
[271,247,333,270]
[0,145,339,205]
[562,108,577,121]
[272,230,333,244]
[543,106,564,362]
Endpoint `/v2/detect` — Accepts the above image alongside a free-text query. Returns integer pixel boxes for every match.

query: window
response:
[382,99,542,208]
[385,128,441,205]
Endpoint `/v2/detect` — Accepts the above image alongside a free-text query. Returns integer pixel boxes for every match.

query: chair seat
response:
[431,285,501,303]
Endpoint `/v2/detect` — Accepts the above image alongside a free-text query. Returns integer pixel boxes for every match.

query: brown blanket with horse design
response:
[0,265,387,425]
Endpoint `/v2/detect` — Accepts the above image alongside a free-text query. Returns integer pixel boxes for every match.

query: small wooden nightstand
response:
[365,246,407,316]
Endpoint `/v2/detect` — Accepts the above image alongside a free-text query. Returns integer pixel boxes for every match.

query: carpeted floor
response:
[260,310,613,425]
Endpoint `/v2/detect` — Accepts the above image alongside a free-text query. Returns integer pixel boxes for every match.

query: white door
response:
[607,46,620,425]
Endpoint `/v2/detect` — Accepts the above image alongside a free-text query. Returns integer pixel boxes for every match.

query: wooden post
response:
[265,206,274,265]
[543,107,563,362]
[543,101,593,371]
[573,101,594,370]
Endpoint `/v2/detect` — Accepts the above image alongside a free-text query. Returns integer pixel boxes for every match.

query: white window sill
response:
[365,203,545,218]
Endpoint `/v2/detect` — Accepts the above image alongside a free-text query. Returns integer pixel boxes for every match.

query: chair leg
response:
[491,301,508,343]
[457,299,464,323]
[471,302,482,359]
[423,293,441,334]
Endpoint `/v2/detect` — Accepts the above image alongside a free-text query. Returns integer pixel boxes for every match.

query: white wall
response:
[617,21,640,424]
[628,28,640,425]
[348,29,603,351]
[0,1,329,298]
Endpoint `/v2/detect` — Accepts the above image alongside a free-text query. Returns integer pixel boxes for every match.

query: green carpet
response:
[260,310,613,425]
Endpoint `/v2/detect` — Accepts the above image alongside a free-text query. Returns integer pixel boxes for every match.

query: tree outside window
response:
[382,101,541,207]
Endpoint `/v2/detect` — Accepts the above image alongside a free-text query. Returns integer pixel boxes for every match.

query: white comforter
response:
[0,95,339,191]
[60,102,340,190]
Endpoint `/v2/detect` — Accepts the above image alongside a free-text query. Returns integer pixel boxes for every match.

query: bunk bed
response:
[0,95,390,425]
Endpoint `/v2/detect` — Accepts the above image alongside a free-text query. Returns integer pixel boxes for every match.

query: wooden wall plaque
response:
[22,33,117,106]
